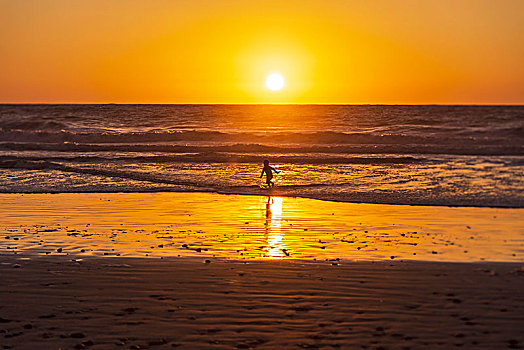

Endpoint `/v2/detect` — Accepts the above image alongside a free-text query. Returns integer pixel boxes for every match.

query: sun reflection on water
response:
[264,196,285,258]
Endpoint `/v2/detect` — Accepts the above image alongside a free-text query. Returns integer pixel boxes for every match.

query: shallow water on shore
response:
[0,192,522,262]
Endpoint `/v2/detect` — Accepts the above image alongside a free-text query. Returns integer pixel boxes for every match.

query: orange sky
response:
[1,0,523,104]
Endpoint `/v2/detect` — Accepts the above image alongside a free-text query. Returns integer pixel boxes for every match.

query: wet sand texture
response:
[1,193,522,262]
[1,257,523,349]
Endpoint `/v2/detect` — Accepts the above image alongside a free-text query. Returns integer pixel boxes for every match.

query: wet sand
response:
[1,256,523,349]
[1,192,523,349]
[1,193,522,262]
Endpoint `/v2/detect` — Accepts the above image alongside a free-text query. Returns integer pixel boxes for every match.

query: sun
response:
[265,73,285,91]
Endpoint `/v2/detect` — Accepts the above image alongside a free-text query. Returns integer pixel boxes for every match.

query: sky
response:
[1,0,523,104]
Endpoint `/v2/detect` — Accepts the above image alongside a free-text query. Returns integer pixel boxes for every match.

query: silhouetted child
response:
[260,160,279,188]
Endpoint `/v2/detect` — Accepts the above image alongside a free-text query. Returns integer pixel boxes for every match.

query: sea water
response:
[0,104,522,207]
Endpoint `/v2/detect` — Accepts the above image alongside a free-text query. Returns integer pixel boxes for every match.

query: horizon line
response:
[1,102,523,106]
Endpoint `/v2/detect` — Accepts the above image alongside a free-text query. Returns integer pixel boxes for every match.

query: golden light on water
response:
[264,196,285,258]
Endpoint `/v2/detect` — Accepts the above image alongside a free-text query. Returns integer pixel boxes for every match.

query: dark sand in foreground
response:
[1,256,523,349]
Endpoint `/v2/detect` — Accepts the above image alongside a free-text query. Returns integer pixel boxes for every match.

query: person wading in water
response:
[260,160,279,188]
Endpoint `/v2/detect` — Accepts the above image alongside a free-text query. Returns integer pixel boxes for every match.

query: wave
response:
[0,142,522,156]
[0,128,517,145]
[0,129,424,144]
[0,119,70,131]
[0,154,424,166]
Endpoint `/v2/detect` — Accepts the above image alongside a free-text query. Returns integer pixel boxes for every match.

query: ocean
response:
[0,104,522,207]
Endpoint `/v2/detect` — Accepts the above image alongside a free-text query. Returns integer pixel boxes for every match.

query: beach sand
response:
[1,192,523,349]
[1,257,523,349]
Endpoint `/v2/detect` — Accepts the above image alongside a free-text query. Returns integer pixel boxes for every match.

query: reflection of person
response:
[266,196,272,219]
[260,160,279,188]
